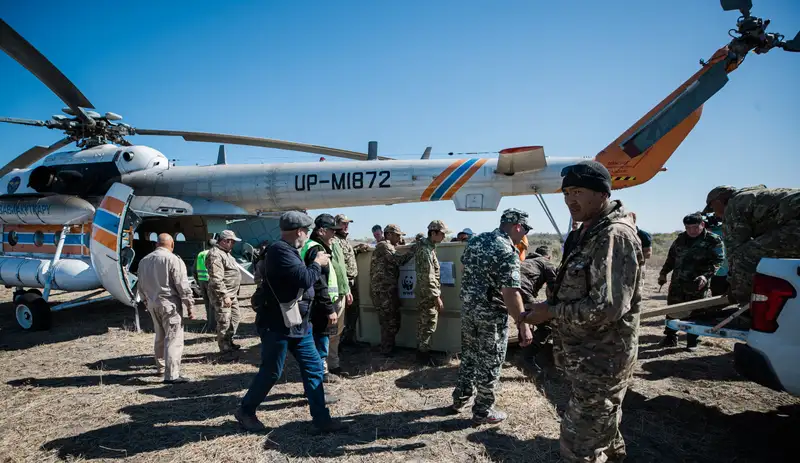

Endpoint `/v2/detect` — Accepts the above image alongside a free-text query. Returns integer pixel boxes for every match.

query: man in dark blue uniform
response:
[234,211,347,434]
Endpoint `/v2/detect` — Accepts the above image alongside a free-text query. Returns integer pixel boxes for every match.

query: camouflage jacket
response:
[206,245,242,300]
[370,241,416,294]
[334,235,358,281]
[659,230,723,285]
[723,186,800,256]
[549,200,642,339]
[460,228,520,315]
[519,252,556,304]
[414,237,441,299]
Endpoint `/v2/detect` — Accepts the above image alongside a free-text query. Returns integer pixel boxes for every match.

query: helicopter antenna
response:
[217,145,227,165]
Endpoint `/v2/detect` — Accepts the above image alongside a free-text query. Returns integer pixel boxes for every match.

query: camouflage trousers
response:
[558,327,638,462]
[728,219,800,304]
[212,293,240,352]
[416,296,439,353]
[452,309,509,416]
[373,290,401,353]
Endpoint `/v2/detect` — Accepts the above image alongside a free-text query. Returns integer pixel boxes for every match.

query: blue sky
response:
[2,1,798,239]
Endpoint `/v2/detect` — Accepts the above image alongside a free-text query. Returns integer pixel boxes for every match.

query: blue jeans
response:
[241,328,331,426]
[314,334,330,373]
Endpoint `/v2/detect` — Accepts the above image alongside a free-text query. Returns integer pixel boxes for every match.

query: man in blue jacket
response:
[235,211,348,434]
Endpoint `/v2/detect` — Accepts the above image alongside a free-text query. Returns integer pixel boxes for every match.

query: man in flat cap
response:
[236,210,347,433]
[207,229,244,353]
[657,213,724,350]
[414,219,449,366]
[704,184,800,304]
[369,224,416,355]
[521,160,643,462]
[450,208,533,424]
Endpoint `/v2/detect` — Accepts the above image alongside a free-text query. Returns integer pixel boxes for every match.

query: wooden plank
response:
[641,295,731,319]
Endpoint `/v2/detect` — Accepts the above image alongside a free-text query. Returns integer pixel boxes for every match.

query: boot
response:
[314,419,350,434]
[473,408,507,425]
[235,408,266,432]
[686,334,699,351]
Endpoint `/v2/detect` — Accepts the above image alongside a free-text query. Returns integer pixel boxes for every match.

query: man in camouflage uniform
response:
[450,209,533,424]
[414,220,448,366]
[657,213,724,350]
[520,245,557,368]
[370,224,416,355]
[333,214,365,347]
[522,161,642,462]
[207,230,243,353]
[704,185,800,304]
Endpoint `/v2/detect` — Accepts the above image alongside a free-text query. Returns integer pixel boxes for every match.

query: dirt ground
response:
[0,270,797,463]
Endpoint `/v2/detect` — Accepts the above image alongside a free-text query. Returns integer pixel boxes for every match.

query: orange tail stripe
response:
[442,158,488,200]
[92,227,118,251]
[421,159,467,201]
[100,196,126,216]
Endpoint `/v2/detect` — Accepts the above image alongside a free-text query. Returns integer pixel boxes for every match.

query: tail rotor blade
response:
[0,137,72,178]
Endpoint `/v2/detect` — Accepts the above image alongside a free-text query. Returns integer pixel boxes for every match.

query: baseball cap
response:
[427,220,450,233]
[459,228,474,236]
[500,208,532,231]
[703,185,736,213]
[314,213,342,230]
[280,210,314,231]
[335,214,353,225]
[218,230,242,242]
[384,224,405,236]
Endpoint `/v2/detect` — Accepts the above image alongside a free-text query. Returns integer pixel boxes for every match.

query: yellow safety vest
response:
[300,240,338,300]
[196,250,209,282]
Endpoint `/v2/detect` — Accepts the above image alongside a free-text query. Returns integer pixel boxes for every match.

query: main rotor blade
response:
[0,19,94,115]
[133,129,394,161]
[0,136,73,178]
[0,116,47,127]
[720,0,752,14]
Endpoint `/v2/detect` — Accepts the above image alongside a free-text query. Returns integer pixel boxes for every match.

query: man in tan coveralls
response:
[137,233,194,383]
[207,229,243,353]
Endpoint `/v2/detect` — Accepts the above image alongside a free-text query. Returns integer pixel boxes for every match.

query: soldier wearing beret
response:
[521,160,643,462]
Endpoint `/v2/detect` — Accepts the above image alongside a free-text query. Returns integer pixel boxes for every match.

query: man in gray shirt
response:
[137,233,194,383]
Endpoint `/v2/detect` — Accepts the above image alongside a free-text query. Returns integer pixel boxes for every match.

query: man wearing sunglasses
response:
[521,160,643,463]
[450,208,533,424]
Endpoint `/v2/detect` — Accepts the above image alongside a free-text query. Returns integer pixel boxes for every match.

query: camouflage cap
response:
[703,185,736,213]
[427,220,450,233]
[335,214,353,224]
[384,224,406,236]
[500,208,531,230]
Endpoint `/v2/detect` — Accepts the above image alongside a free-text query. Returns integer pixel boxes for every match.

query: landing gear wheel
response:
[15,293,51,331]
[25,289,43,297]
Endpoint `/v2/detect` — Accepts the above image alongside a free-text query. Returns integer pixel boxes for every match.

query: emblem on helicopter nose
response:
[7,176,20,194]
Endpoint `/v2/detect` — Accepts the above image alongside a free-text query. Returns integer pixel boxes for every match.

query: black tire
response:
[15,293,51,331]
[25,289,43,297]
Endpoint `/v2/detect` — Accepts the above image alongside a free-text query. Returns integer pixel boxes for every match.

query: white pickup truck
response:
[666,258,800,396]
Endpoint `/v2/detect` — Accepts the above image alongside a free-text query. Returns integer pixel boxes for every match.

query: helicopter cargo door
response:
[90,183,137,307]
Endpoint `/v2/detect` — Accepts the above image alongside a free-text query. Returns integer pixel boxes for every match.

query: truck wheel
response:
[15,293,51,331]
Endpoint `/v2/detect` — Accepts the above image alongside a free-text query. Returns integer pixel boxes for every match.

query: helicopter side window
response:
[8,231,18,246]
[34,231,44,247]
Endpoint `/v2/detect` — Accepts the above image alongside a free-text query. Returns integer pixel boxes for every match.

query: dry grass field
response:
[0,246,797,462]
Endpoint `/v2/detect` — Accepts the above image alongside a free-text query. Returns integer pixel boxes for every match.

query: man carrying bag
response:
[235,211,348,434]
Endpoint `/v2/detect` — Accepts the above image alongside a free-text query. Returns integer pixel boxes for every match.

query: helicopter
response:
[0,0,797,330]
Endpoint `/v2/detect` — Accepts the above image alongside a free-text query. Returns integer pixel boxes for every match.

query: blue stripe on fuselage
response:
[430,158,478,201]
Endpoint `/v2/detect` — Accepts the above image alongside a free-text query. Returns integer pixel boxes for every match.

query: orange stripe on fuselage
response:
[421,159,467,201]
[441,158,488,200]
[92,227,117,251]
[99,196,125,216]
[2,224,89,233]
[3,243,88,255]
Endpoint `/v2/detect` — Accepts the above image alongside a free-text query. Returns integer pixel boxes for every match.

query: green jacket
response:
[195,250,210,282]
[331,240,351,297]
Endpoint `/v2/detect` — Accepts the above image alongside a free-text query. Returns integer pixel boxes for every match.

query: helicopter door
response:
[90,182,137,307]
